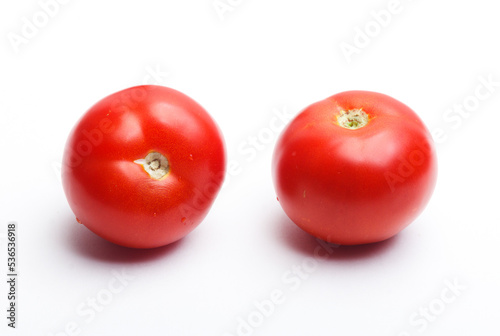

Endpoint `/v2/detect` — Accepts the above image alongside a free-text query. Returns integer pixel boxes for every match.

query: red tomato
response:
[62,85,226,248]
[272,91,437,245]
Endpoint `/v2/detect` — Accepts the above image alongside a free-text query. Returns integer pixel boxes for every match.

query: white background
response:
[1,0,499,335]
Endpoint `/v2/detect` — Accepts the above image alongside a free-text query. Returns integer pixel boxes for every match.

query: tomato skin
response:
[62,85,226,248]
[272,91,437,245]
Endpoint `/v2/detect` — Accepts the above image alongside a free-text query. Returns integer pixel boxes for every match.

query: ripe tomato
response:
[272,91,437,245]
[62,85,226,248]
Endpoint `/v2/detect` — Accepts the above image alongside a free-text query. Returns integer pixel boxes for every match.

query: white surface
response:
[1,0,500,335]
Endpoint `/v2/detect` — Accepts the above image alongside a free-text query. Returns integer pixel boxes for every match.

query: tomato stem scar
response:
[134,152,170,180]
[337,109,369,129]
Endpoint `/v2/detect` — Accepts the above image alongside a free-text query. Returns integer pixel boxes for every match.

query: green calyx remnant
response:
[337,109,369,130]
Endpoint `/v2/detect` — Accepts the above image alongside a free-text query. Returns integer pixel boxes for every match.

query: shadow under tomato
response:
[65,216,186,264]
[275,212,401,261]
